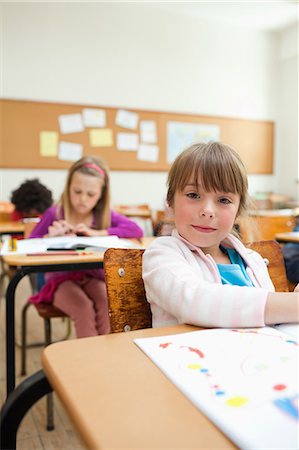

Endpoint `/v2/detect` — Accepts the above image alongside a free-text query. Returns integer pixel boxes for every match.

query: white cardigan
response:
[142,230,275,328]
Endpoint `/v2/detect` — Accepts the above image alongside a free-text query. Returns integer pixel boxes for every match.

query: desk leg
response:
[0,370,52,450]
[6,268,28,396]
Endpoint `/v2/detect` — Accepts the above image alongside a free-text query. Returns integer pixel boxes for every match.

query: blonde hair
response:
[58,155,111,229]
[167,142,250,220]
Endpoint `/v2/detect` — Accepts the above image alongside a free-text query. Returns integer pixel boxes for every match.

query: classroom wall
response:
[0,3,298,209]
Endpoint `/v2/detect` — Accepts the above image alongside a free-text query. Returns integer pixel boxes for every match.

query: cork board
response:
[0,99,274,173]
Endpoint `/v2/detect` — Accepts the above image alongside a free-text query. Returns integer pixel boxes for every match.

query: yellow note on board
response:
[40,131,58,156]
[89,129,113,147]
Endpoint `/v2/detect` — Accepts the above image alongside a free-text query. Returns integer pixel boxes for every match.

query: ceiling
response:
[148,0,299,32]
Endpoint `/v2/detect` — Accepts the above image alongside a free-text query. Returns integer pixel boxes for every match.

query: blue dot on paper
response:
[215,390,225,396]
[200,368,208,373]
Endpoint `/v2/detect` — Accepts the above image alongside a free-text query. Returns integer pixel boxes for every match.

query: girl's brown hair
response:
[167,142,250,218]
[58,155,111,229]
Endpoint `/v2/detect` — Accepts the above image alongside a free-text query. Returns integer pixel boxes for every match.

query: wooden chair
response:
[0,201,14,221]
[103,248,152,333]
[246,240,289,292]
[114,204,154,237]
[103,241,290,337]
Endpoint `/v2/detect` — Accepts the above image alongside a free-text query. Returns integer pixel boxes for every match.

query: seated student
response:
[282,220,299,284]
[10,178,53,221]
[29,155,143,338]
[142,142,298,329]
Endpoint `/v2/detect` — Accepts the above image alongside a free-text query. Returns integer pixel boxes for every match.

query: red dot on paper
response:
[273,384,286,391]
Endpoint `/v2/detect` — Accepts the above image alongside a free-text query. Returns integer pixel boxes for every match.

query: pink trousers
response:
[53,277,110,338]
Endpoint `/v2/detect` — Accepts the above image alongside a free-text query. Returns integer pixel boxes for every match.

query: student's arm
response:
[107,210,144,238]
[29,206,57,238]
[142,237,270,328]
[265,290,299,325]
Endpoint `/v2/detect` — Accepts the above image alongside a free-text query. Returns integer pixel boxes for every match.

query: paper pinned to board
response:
[58,113,84,134]
[58,141,83,161]
[117,132,139,151]
[137,144,159,162]
[82,108,106,128]
[89,129,113,147]
[40,131,58,156]
[115,109,139,130]
[140,120,157,144]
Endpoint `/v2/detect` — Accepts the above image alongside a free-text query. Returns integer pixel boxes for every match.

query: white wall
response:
[0,2,298,208]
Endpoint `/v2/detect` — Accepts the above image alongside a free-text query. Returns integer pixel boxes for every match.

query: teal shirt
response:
[217,246,254,287]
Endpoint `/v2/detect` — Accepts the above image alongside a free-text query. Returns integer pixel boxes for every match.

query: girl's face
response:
[173,179,240,259]
[69,171,103,217]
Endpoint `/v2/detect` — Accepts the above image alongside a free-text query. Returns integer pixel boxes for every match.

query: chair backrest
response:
[103,248,152,333]
[246,240,289,292]
[114,204,154,237]
[103,240,289,335]
[0,202,14,222]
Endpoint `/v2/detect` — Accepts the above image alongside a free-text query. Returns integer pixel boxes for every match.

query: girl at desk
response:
[29,156,143,337]
[142,142,299,328]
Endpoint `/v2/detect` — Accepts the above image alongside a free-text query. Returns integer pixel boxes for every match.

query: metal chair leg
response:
[20,302,32,375]
[44,316,55,430]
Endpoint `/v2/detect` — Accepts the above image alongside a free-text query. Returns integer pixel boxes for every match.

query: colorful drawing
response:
[135,327,299,449]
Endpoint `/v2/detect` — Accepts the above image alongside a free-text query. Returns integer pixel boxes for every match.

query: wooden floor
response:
[0,275,87,449]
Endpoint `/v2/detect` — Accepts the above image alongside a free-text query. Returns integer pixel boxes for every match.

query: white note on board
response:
[137,144,159,162]
[58,113,84,134]
[115,109,139,130]
[58,142,83,161]
[117,132,139,151]
[82,108,106,128]
[140,120,157,144]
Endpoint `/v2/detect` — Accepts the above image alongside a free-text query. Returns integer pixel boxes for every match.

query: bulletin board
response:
[0,99,274,173]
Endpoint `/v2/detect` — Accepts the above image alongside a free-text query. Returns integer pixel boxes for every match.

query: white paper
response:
[135,327,299,450]
[115,109,139,130]
[58,113,84,134]
[82,108,106,128]
[117,132,139,151]
[0,235,142,255]
[137,144,159,162]
[140,120,157,144]
[58,141,83,161]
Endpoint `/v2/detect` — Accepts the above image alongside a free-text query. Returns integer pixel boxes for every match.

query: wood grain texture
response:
[104,248,152,333]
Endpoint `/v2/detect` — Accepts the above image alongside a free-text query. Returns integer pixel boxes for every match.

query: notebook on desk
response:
[0,235,140,255]
[135,325,298,450]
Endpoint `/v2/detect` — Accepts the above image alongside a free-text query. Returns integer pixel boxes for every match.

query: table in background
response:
[41,325,236,450]
[275,231,299,244]
[0,222,24,236]
[2,237,154,398]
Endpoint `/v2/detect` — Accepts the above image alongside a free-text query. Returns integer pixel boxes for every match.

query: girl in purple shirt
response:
[30,156,143,338]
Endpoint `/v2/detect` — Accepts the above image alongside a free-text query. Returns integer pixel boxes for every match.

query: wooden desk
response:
[275,231,299,243]
[42,326,236,450]
[0,325,236,450]
[0,222,24,235]
[2,237,154,397]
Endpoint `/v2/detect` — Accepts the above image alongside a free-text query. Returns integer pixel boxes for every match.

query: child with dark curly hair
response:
[10,178,53,221]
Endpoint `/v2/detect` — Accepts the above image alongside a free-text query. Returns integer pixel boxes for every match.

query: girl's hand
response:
[74,224,108,237]
[48,220,75,237]
[74,223,95,237]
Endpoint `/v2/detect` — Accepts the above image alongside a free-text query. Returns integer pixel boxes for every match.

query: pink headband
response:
[83,163,106,179]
